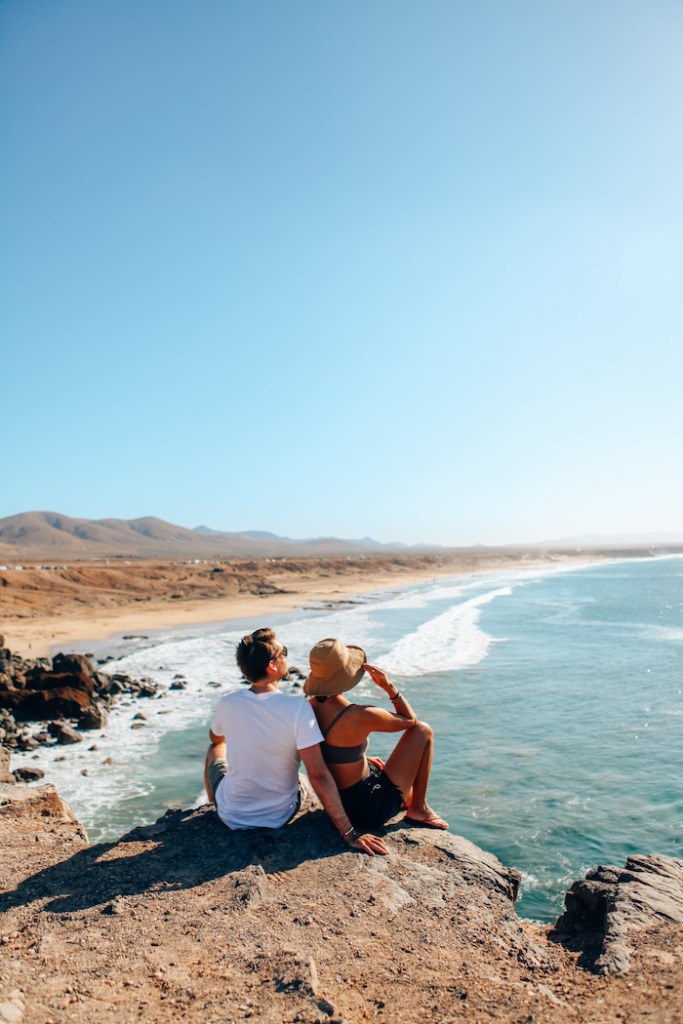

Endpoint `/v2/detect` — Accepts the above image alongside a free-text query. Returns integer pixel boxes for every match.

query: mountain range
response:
[1,512,682,562]
[0,511,417,561]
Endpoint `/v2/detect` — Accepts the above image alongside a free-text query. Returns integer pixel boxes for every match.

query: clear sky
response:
[2,0,682,546]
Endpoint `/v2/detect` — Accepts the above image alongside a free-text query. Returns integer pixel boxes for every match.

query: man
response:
[205,627,388,855]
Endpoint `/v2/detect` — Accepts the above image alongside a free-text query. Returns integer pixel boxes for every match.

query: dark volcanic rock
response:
[14,734,39,751]
[96,675,126,696]
[135,681,159,698]
[78,705,109,730]
[48,721,83,745]
[12,766,45,783]
[1,683,94,720]
[554,854,683,974]
[0,642,161,752]
[51,652,96,676]
[24,667,95,695]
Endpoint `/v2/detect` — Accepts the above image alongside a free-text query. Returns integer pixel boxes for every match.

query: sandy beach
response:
[0,548,608,657]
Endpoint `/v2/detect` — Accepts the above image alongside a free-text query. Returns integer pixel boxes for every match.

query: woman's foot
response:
[403,806,448,830]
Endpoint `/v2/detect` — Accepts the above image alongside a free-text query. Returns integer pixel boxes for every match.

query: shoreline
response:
[3,550,683,1024]
[3,567,446,658]
[0,549,608,658]
[6,545,681,921]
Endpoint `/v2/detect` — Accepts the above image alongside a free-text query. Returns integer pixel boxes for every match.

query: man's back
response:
[211,688,322,829]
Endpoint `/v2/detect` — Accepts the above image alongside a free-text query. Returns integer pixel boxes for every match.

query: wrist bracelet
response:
[390,691,402,702]
[342,825,355,838]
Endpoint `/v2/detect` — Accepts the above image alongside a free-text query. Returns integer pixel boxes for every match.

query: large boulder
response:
[12,766,45,783]
[0,683,94,720]
[78,704,108,730]
[554,854,683,974]
[0,781,77,822]
[0,650,95,719]
[47,721,83,745]
[51,652,96,677]
[23,666,95,695]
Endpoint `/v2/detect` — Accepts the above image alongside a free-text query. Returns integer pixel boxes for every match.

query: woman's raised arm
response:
[362,663,417,728]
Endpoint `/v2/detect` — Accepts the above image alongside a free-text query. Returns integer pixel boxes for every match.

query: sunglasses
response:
[271,646,288,661]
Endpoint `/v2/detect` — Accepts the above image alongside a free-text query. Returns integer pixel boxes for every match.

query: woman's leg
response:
[383,722,447,827]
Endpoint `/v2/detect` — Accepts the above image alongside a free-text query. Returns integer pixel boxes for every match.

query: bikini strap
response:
[321,704,354,739]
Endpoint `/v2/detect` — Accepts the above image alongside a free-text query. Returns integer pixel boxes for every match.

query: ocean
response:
[12,555,683,922]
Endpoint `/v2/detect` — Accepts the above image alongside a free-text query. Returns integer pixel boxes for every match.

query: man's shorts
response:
[339,763,404,831]
[207,756,229,805]
[207,757,310,827]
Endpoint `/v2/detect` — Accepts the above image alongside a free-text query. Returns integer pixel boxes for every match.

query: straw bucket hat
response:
[303,638,367,696]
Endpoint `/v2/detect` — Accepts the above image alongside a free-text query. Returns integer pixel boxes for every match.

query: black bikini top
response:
[319,704,368,765]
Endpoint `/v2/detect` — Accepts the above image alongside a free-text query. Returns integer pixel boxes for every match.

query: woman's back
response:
[309,697,372,787]
[319,704,369,765]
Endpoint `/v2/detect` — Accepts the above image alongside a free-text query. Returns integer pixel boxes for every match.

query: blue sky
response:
[2,0,682,545]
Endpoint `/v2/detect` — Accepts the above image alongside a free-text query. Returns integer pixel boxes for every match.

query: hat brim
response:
[303,644,366,696]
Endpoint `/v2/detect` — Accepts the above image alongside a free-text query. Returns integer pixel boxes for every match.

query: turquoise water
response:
[424,557,683,919]
[14,555,683,921]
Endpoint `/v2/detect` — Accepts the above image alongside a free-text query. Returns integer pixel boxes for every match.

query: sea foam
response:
[382,586,512,677]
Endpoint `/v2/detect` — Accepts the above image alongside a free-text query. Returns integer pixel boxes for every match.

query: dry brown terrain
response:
[1,784,681,1024]
[0,549,601,657]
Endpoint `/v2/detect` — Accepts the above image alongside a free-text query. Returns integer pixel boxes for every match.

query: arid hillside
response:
[0,512,416,561]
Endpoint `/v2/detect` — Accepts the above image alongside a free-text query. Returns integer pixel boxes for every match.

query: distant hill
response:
[0,512,420,561]
[4,512,678,563]
[521,532,683,549]
[226,530,295,543]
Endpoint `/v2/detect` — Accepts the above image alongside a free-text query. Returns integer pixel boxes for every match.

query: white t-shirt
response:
[211,689,324,830]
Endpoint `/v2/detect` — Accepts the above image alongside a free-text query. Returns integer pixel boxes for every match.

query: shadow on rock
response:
[0,804,346,915]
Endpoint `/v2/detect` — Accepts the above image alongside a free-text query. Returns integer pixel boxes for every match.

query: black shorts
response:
[339,763,403,831]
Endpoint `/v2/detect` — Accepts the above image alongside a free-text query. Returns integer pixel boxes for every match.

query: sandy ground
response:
[1,801,682,1024]
[0,549,599,658]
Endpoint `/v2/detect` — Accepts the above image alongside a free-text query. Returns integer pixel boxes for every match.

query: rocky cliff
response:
[1,775,683,1024]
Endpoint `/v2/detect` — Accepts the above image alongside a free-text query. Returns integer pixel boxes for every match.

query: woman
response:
[304,637,447,832]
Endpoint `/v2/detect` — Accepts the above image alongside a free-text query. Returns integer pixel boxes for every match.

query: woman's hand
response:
[363,662,416,728]
[363,663,393,693]
[367,755,385,770]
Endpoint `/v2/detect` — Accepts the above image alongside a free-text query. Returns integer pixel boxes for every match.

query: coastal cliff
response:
[1,777,682,1024]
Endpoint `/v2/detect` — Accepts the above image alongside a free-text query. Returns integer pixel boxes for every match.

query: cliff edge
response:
[1,781,682,1023]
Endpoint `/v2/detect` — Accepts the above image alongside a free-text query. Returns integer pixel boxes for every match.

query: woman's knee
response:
[415,720,433,742]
